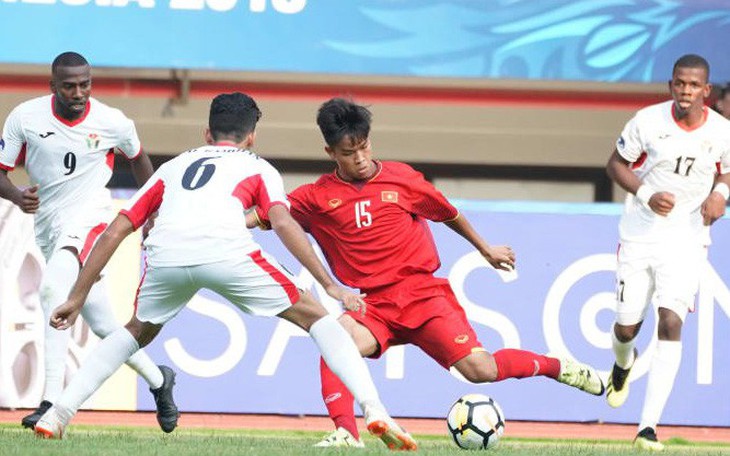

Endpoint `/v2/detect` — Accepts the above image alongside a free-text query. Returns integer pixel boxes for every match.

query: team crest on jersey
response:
[381,191,398,203]
[86,133,100,149]
[328,198,342,208]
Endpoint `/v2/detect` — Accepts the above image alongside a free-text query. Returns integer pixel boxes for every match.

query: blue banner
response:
[1,1,729,83]
[137,201,730,426]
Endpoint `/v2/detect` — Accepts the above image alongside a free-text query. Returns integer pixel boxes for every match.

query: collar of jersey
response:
[51,95,91,127]
[334,160,382,185]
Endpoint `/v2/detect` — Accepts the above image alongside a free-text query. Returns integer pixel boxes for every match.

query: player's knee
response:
[657,309,683,340]
[613,323,639,343]
[456,355,498,383]
[125,318,160,347]
[280,292,328,331]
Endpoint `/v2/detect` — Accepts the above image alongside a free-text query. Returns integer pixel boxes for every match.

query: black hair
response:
[208,92,262,142]
[673,54,710,82]
[316,98,372,148]
[51,52,89,76]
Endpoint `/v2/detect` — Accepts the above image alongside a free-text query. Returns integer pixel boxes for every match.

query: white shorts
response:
[615,240,707,325]
[35,202,114,262]
[135,250,301,325]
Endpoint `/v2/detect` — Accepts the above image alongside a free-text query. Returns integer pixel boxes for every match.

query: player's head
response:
[50,52,91,118]
[669,54,711,115]
[317,98,378,181]
[206,92,262,146]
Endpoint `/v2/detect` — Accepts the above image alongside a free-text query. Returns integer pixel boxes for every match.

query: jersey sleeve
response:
[615,114,644,163]
[401,166,458,222]
[119,169,166,229]
[232,159,290,214]
[255,183,313,231]
[0,107,26,171]
[113,113,142,160]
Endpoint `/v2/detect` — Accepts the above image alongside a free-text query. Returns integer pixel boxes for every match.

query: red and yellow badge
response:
[328,198,342,208]
[86,133,100,149]
[381,191,398,203]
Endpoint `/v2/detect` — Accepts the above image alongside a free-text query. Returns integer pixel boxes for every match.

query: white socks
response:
[309,315,383,411]
[39,249,80,403]
[612,327,636,369]
[56,328,140,417]
[639,340,682,431]
[83,279,163,390]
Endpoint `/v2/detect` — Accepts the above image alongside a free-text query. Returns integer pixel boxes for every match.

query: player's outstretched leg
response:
[634,427,665,452]
[607,348,638,408]
[315,357,362,447]
[82,280,179,433]
[364,402,417,451]
[555,356,605,395]
[150,365,180,433]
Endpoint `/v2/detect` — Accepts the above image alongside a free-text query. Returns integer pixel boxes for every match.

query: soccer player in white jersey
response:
[33,92,417,451]
[0,52,179,433]
[605,54,730,451]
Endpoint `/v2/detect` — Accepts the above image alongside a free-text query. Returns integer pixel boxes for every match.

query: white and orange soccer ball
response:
[446,393,505,450]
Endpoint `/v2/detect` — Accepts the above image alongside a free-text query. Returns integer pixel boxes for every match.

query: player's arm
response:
[129,150,154,187]
[245,207,270,230]
[50,214,135,330]
[444,214,515,271]
[701,172,730,225]
[607,149,674,216]
[0,170,39,213]
[267,204,365,310]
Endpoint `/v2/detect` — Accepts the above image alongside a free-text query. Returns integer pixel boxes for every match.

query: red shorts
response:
[347,274,484,369]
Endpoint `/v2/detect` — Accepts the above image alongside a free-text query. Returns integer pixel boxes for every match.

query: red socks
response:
[493,348,560,381]
[320,357,360,439]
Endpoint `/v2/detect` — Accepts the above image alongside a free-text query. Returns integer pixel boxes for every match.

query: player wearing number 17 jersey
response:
[253,98,606,448]
[605,54,730,451]
[0,52,177,433]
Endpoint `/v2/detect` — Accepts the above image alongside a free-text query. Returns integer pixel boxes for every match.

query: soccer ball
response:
[446,393,505,450]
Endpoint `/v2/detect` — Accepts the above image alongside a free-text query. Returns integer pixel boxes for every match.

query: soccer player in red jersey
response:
[253,97,605,448]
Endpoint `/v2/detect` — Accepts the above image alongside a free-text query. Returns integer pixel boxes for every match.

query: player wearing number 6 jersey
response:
[605,54,730,451]
[252,97,606,448]
[35,92,417,451]
[0,52,178,433]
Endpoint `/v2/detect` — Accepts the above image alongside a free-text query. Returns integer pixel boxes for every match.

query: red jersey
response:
[265,161,458,291]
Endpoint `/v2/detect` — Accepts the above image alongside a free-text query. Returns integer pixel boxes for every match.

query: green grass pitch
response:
[2,424,729,455]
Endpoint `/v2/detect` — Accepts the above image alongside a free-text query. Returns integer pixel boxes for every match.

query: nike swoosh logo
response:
[68,235,80,240]
[39,132,55,138]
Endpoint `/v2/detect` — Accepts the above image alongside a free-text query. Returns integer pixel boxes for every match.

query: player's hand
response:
[326,285,367,316]
[18,184,40,214]
[482,245,515,271]
[701,191,727,225]
[49,299,83,330]
[647,191,675,216]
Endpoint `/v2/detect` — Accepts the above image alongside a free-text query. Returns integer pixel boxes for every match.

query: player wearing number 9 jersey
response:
[0,52,178,433]
[34,93,417,450]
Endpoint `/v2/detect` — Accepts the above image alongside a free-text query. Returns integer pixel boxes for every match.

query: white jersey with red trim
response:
[121,144,289,267]
[616,100,730,244]
[0,94,142,243]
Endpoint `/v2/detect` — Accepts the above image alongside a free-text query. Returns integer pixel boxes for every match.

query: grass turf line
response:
[1,423,729,455]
